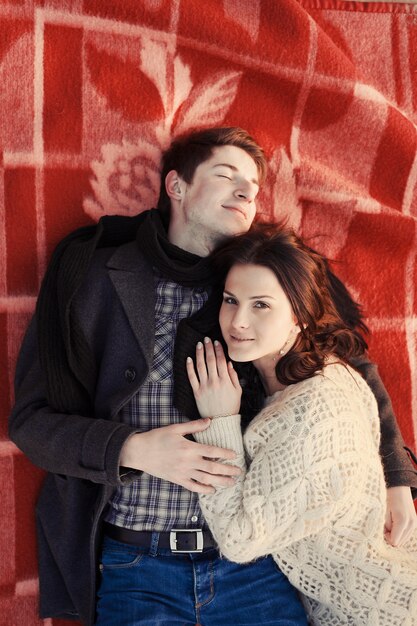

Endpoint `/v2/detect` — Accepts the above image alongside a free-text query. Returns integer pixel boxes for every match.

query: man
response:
[9,127,417,626]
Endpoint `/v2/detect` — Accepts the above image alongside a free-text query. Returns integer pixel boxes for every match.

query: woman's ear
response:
[291,315,301,333]
[165,170,184,201]
[293,322,306,334]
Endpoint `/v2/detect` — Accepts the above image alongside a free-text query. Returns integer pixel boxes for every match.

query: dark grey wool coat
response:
[9,240,417,625]
[10,241,155,625]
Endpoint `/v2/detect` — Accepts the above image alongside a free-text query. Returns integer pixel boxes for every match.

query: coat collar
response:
[106,241,155,370]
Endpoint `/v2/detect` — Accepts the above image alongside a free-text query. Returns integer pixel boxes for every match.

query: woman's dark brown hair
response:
[211,223,367,386]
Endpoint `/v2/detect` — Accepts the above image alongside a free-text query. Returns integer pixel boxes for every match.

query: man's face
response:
[174,145,260,252]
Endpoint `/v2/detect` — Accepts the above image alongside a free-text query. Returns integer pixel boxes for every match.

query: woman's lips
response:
[229,335,254,342]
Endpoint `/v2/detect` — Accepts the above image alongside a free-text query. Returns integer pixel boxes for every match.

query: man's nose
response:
[234,180,256,202]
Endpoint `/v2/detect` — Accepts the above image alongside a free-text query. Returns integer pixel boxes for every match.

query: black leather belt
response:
[103,522,217,553]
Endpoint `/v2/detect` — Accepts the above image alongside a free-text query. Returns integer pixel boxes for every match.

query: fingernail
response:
[204,336,210,344]
[214,340,220,346]
[197,342,203,349]
[186,356,192,362]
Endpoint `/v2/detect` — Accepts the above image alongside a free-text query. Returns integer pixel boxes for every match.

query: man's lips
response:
[222,205,247,219]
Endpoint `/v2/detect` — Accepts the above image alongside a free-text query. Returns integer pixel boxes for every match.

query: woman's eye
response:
[218,174,232,180]
[254,301,269,309]
[223,296,237,304]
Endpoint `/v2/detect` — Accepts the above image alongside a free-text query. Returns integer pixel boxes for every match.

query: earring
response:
[278,326,298,355]
[279,337,292,355]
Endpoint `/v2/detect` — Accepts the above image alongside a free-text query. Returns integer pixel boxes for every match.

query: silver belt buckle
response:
[169,528,204,553]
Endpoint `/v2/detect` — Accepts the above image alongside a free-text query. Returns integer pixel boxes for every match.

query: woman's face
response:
[219,263,299,366]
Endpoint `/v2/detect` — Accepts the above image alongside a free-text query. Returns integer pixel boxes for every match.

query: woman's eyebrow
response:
[248,295,275,300]
[224,289,275,300]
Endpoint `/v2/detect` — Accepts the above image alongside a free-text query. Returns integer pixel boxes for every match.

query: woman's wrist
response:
[194,413,243,452]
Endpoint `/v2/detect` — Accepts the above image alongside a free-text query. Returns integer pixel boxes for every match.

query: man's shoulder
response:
[77,241,151,296]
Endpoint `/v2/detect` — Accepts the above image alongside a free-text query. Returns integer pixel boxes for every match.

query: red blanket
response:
[1,1,416,624]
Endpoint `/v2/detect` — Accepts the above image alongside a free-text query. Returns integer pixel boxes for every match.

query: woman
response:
[186,225,417,625]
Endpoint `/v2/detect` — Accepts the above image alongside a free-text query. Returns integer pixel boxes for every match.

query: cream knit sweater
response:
[195,363,417,625]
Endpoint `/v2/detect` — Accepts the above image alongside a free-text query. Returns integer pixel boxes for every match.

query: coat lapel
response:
[106,241,155,370]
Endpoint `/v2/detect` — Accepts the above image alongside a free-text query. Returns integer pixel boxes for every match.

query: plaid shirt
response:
[105,271,209,531]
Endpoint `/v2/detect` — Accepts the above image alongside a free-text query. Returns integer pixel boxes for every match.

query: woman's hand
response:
[384,486,417,546]
[186,337,242,418]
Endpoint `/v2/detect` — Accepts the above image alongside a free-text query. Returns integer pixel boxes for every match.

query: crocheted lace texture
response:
[195,363,417,625]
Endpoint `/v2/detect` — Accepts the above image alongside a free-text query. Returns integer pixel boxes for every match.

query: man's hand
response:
[119,418,241,494]
[384,486,417,546]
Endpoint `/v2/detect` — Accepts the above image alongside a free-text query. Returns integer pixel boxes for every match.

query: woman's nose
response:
[231,309,249,329]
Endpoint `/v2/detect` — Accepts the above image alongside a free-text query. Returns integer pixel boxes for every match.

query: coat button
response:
[124,367,136,383]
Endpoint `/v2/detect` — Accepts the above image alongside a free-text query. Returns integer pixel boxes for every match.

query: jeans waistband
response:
[103,522,217,553]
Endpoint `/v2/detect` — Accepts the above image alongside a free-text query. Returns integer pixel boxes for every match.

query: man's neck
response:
[167,224,213,257]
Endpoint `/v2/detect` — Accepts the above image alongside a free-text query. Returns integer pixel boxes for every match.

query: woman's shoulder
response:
[272,361,375,405]
[264,361,352,404]
[320,361,378,413]
[249,362,377,439]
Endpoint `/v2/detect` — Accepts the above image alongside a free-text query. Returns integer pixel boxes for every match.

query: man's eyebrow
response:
[213,163,259,186]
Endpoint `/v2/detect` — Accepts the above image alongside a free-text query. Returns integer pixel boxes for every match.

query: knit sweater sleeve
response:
[195,377,369,563]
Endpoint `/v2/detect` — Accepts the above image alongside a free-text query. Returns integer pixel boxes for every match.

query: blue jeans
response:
[95,536,308,626]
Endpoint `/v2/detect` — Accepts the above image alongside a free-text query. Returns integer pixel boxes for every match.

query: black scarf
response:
[37,209,223,418]
[136,209,214,288]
